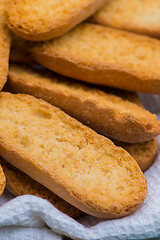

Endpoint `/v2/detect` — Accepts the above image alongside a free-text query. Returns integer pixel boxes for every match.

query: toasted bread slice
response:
[0,163,5,196]
[0,92,147,218]
[91,0,160,38]
[5,0,107,41]
[8,65,160,143]
[114,139,157,172]
[31,23,160,94]
[112,94,157,171]
[102,88,142,107]
[0,158,83,218]
[10,35,34,64]
[0,0,11,90]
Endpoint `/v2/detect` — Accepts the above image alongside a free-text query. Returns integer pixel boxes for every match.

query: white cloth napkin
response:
[0,93,160,240]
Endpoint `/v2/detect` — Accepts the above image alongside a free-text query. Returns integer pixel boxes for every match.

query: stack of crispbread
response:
[0,0,160,221]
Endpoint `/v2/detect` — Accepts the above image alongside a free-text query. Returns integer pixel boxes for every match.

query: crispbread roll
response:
[0,164,5,196]
[31,23,160,94]
[114,139,157,172]
[0,92,147,218]
[8,64,160,143]
[10,35,34,64]
[91,0,160,38]
[0,0,11,90]
[5,0,107,41]
[0,159,83,218]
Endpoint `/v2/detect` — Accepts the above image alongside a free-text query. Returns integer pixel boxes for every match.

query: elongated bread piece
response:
[111,95,158,172]
[8,65,160,143]
[5,0,107,41]
[91,0,160,38]
[8,65,158,170]
[0,92,147,218]
[31,23,160,94]
[0,164,6,196]
[0,159,83,218]
[10,35,34,64]
[114,139,157,172]
[0,0,11,90]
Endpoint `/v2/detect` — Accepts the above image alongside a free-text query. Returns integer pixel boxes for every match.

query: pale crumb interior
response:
[43,23,160,78]
[0,93,146,212]
[11,65,159,130]
[94,0,160,30]
[115,138,157,166]
[7,0,95,33]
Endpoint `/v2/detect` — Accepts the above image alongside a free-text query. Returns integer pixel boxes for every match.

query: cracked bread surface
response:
[0,0,11,90]
[0,158,83,218]
[91,0,160,38]
[31,23,160,94]
[0,92,147,218]
[5,0,107,41]
[8,64,160,143]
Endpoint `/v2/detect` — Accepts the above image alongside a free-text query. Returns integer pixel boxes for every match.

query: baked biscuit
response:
[31,23,160,94]
[8,65,160,143]
[0,158,83,218]
[6,0,107,41]
[0,0,11,90]
[114,139,157,172]
[0,92,147,218]
[91,0,160,38]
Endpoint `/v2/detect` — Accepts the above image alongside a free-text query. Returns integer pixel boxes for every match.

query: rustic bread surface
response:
[31,23,160,94]
[8,65,160,143]
[91,0,160,37]
[0,92,147,218]
[0,0,11,90]
[114,139,157,172]
[6,0,107,41]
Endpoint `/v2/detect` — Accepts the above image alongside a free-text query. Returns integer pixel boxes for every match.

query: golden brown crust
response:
[114,139,158,172]
[0,0,11,90]
[91,0,160,38]
[0,158,83,218]
[0,92,147,218]
[31,23,160,94]
[0,164,6,196]
[6,0,107,41]
[8,65,160,143]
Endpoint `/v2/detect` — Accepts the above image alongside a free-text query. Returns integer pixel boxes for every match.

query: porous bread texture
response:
[0,0,11,90]
[0,158,83,218]
[5,0,107,41]
[0,163,6,196]
[10,35,35,64]
[31,23,160,94]
[8,65,157,170]
[8,64,160,143]
[111,94,157,172]
[91,0,160,38]
[114,139,157,172]
[102,88,142,107]
[0,92,147,218]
